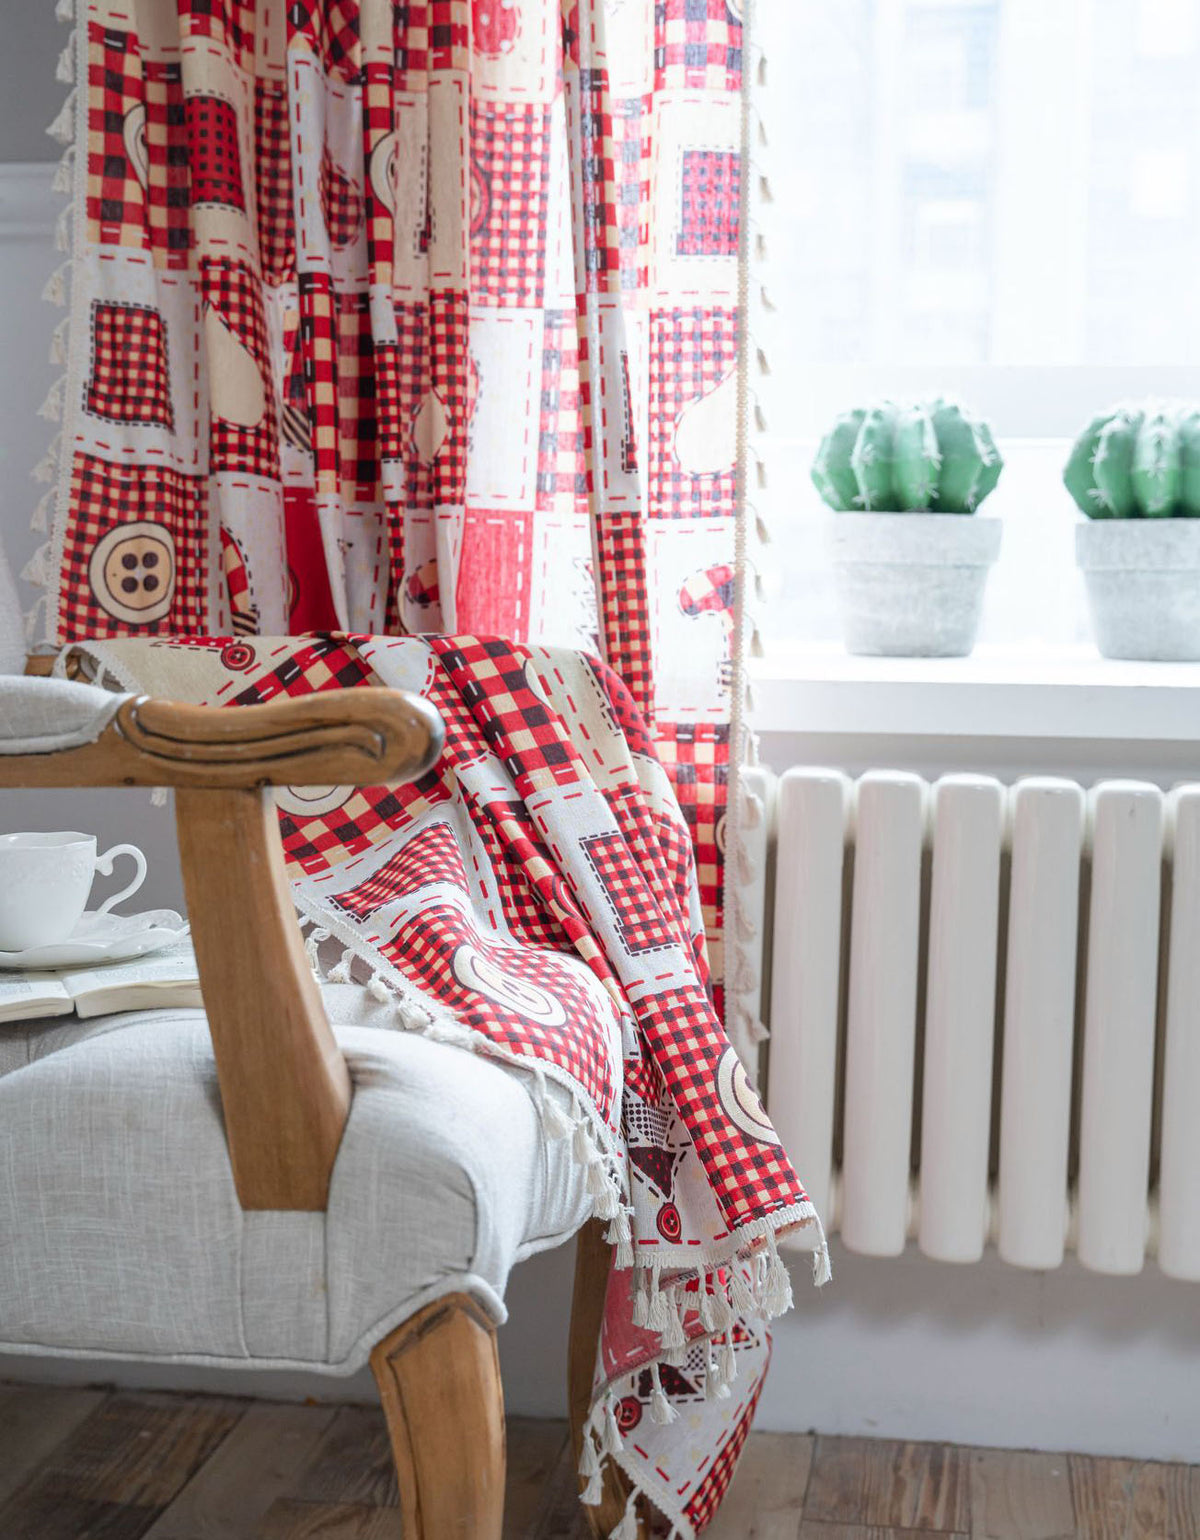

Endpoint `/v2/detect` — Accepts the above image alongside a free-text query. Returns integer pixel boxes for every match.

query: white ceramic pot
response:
[1076,520,1200,662]
[828,513,1002,658]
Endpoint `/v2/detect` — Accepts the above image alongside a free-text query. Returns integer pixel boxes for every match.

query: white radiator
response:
[764,768,1200,1280]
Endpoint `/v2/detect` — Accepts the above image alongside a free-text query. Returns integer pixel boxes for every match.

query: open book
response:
[0,941,203,1024]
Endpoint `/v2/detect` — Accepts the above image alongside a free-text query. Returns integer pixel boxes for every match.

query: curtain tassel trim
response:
[46,89,76,146]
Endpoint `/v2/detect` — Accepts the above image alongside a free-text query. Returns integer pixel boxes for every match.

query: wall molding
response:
[0,162,60,240]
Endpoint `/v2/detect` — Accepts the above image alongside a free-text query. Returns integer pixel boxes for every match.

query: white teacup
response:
[0,832,147,953]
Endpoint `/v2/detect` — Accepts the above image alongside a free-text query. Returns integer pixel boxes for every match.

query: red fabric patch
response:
[85,302,174,429]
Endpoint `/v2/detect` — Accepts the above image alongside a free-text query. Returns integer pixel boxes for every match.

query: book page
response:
[59,941,199,1002]
[0,976,72,1025]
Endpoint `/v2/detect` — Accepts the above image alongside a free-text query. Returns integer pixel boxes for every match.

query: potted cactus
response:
[812,399,1004,657]
[1065,403,1200,661]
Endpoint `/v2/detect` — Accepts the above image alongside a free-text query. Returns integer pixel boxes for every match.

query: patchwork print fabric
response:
[37,4,799,1530]
[78,633,822,1540]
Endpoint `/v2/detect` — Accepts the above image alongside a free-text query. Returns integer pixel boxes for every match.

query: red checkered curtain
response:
[31,0,750,1018]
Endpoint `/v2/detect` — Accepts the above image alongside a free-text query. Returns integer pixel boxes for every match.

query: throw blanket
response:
[73,630,827,1538]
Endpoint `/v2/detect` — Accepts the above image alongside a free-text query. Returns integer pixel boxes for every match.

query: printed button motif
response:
[88,521,177,624]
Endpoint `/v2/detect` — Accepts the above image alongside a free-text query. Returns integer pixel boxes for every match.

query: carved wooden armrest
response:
[1,685,444,1213]
[0,689,444,790]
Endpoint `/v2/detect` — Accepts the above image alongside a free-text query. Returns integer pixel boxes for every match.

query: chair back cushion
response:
[0,535,25,675]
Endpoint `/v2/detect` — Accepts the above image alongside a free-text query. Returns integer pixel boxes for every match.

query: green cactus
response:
[1064,403,1200,518]
[811,409,865,511]
[811,398,1002,514]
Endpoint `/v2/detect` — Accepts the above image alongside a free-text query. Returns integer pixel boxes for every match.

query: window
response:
[752,0,1200,659]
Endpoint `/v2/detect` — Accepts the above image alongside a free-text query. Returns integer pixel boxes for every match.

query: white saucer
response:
[0,910,190,970]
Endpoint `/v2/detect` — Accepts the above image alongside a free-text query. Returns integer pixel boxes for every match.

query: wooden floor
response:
[1,1382,1197,1539]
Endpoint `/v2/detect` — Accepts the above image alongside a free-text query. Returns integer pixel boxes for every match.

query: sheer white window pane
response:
[752,0,1200,653]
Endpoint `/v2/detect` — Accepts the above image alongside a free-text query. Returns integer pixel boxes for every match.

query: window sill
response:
[749,644,1200,743]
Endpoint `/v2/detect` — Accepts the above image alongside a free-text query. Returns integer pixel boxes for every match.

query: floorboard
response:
[3,1381,1200,1539]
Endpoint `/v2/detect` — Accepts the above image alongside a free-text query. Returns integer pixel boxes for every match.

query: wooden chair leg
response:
[567,1220,650,1540]
[370,1292,506,1540]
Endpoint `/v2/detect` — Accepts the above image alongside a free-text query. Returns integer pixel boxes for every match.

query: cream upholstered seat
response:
[0,990,589,1370]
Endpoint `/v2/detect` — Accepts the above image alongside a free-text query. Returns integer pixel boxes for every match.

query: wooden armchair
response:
[0,671,633,1537]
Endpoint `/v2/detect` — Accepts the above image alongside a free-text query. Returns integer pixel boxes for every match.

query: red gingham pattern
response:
[536,310,588,511]
[298,272,340,491]
[394,1,469,85]
[654,720,726,944]
[382,903,618,1114]
[144,59,191,266]
[654,0,743,91]
[336,291,379,497]
[330,821,468,920]
[85,301,174,429]
[254,81,295,284]
[676,148,740,257]
[469,102,550,306]
[576,68,620,291]
[59,452,208,638]
[85,23,149,257]
[203,259,280,479]
[683,1360,766,1532]
[428,290,470,507]
[288,0,362,79]
[320,147,365,249]
[185,92,247,210]
[582,831,676,955]
[637,984,799,1225]
[431,636,585,797]
[178,0,256,71]
[614,95,650,291]
[593,507,655,716]
[649,306,739,518]
[472,811,576,952]
[219,525,259,635]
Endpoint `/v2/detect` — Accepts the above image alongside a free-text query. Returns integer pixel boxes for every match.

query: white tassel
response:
[813,1236,833,1287]
[747,1016,770,1045]
[303,926,330,977]
[150,787,168,808]
[21,544,49,587]
[754,509,772,545]
[572,1119,594,1165]
[367,972,391,1002]
[55,205,72,252]
[606,1206,634,1269]
[52,149,74,195]
[613,1486,640,1540]
[49,316,69,366]
[38,381,64,423]
[649,1360,677,1426]
[659,1285,686,1360]
[591,1169,620,1220]
[762,1230,794,1317]
[541,1092,573,1141]
[720,1336,738,1386]
[327,948,354,985]
[32,436,61,483]
[31,490,52,533]
[587,1157,612,1202]
[56,34,76,83]
[644,1263,671,1333]
[705,1349,728,1401]
[579,1434,603,1506]
[631,1278,649,1329]
[42,263,69,306]
[56,0,75,22]
[734,842,755,886]
[711,1273,735,1332]
[47,89,76,145]
[697,1274,715,1333]
[729,1264,756,1319]
[601,1396,624,1456]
